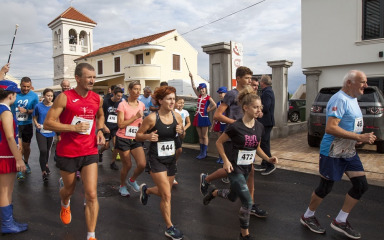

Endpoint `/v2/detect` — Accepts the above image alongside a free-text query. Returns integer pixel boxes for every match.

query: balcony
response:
[124,64,161,80]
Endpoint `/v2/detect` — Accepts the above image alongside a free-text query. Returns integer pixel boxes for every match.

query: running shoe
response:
[165,225,183,240]
[250,204,268,218]
[173,178,178,185]
[119,185,130,197]
[76,171,81,179]
[261,165,276,176]
[239,233,255,240]
[300,215,326,234]
[330,219,361,239]
[140,183,149,205]
[200,173,210,196]
[98,152,103,162]
[46,166,51,175]
[60,205,72,224]
[127,179,140,192]
[25,163,31,174]
[110,162,119,170]
[221,177,230,184]
[17,171,25,180]
[253,164,266,172]
[203,188,216,205]
[116,152,121,161]
[88,238,97,240]
[42,173,48,182]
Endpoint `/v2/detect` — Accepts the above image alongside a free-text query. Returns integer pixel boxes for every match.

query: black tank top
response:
[149,111,177,163]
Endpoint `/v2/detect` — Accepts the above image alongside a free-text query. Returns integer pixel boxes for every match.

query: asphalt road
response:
[2,139,384,240]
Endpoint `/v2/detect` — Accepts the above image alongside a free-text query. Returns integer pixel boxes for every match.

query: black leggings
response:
[217,172,253,229]
[36,131,53,172]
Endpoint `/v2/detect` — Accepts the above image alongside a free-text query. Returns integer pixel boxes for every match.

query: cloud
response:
[0,0,304,92]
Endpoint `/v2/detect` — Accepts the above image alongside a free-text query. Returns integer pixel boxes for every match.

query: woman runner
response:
[203,86,278,240]
[32,88,55,182]
[115,81,146,196]
[136,86,185,240]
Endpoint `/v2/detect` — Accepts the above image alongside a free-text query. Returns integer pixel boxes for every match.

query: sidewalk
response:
[184,131,384,186]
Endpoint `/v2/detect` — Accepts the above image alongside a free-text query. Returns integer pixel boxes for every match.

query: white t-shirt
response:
[175,109,189,127]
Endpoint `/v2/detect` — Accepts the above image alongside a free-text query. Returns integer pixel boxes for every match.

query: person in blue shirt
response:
[12,77,39,179]
[32,88,55,182]
[300,70,376,239]
[138,86,152,117]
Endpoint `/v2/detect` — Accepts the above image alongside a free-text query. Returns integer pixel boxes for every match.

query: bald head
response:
[342,70,368,98]
[61,80,70,92]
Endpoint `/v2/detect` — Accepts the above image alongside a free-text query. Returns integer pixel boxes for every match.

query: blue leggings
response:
[217,172,253,229]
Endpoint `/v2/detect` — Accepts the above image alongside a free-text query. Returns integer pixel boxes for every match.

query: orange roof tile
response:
[48,7,96,26]
[76,29,176,61]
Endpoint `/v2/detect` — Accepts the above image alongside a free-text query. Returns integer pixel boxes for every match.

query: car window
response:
[316,88,340,102]
[357,92,375,102]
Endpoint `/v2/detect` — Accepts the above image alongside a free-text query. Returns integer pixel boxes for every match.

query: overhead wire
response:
[0,0,267,47]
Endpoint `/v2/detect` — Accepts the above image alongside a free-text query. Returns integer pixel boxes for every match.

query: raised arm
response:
[189,72,200,97]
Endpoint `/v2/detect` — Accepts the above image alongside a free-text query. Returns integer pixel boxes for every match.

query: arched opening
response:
[54,31,58,48]
[69,29,77,44]
[58,29,62,44]
[79,31,87,46]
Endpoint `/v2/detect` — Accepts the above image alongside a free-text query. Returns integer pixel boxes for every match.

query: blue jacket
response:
[259,86,275,127]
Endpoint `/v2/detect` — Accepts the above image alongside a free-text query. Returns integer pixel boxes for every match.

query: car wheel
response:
[377,141,384,153]
[289,112,299,122]
[308,133,320,147]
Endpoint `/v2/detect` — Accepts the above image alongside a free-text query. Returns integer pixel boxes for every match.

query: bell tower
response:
[48,7,96,85]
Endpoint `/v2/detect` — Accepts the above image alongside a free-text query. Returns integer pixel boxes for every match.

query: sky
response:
[0,0,304,94]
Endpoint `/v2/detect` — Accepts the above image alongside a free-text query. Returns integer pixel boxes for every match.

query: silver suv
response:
[308,86,384,153]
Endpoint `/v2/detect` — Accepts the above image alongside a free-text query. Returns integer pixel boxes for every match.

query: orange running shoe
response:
[88,238,97,240]
[60,205,72,224]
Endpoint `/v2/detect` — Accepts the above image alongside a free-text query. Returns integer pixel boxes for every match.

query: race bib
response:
[107,115,117,123]
[40,125,52,134]
[354,117,363,133]
[16,112,28,122]
[125,126,138,137]
[237,150,256,165]
[157,141,175,157]
[71,116,93,135]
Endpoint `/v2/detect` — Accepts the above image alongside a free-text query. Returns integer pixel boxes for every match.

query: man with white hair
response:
[138,86,152,117]
[300,70,376,239]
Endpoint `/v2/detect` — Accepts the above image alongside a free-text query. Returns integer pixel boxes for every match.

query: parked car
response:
[288,99,306,122]
[308,86,384,153]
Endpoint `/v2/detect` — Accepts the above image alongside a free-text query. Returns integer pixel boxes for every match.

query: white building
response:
[302,0,384,117]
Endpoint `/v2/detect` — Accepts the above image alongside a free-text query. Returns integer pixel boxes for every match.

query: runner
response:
[44,63,105,240]
[99,86,123,170]
[32,88,55,182]
[300,70,375,239]
[0,80,28,234]
[136,86,185,240]
[201,66,268,218]
[189,73,216,159]
[13,77,39,179]
[115,81,146,196]
[203,86,278,240]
